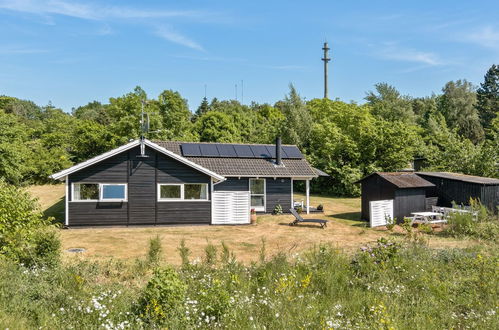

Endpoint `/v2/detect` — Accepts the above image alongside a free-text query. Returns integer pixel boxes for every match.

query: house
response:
[417,172,499,212]
[355,172,435,222]
[50,138,321,227]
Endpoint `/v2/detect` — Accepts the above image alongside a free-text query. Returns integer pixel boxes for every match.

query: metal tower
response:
[322,42,331,99]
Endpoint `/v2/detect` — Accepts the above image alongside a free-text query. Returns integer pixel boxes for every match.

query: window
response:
[101,184,127,201]
[185,184,208,200]
[72,183,127,202]
[74,183,99,201]
[250,178,265,212]
[159,184,182,200]
[158,183,209,201]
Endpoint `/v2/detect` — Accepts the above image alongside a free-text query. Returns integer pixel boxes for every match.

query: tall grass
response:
[0,239,497,329]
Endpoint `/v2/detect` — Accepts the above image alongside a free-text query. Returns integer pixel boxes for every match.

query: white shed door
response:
[369,200,394,227]
[212,191,250,224]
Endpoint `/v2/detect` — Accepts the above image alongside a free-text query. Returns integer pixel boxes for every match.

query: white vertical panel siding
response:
[369,200,393,227]
[212,191,250,224]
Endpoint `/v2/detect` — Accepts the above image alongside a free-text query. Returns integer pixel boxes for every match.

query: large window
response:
[73,183,127,202]
[250,178,265,212]
[158,183,209,201]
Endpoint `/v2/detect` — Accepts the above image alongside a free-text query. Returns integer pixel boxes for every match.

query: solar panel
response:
[181,143,202,156]
[199,144,219,157]
[250,145,271,158]
[282,146,303,158]
[265,146,276,158]
[234,144,254,157]
[217,144,237,157]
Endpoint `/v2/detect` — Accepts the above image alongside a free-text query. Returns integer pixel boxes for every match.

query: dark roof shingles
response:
[155,141,317,177]
[417,172,499,185]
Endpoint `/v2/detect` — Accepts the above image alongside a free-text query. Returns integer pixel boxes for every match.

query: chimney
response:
[276,137,282,165]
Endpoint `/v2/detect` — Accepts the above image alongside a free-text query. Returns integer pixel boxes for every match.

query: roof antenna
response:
[139,99,150,158]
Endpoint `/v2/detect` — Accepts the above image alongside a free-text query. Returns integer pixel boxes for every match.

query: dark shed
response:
[417,172,499,212]
[355,172,435,222]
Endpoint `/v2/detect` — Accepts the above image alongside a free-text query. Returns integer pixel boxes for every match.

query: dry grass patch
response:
[27,186,478,265]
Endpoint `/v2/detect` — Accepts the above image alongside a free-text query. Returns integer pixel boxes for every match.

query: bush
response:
[0,180,58,266]
[272,204,283,215]
[147,235,162,265]
[138,266,187,323]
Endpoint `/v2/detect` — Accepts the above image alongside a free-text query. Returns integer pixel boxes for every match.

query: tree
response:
[72,101,110,125]
[476,64,499,132]
[275,84,311,148]
[439,80,484,143]
[365,83,415,124]
[195,97,210,118]
[195,111,239,142]
[0,111,31,184]
[156,90,196,141]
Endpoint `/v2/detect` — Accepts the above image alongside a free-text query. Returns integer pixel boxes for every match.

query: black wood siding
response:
[394,188,426,221]
[266,178,292,213]
[419,174,499,212]
[360,175,395,220]
[214,177,249,191]
[68,145,212,226]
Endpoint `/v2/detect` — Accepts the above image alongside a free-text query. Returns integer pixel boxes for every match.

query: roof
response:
[355,172,435,188]
[50,139,318,181]
[49,139,225,181]
[314,168,330,177]
[155,141,317,178]
[417,172,499,185]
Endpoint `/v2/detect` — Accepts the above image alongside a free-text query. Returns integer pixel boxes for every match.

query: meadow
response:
[0,185,496,329]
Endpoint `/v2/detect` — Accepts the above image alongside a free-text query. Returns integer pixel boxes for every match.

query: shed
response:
[355,172,435,222]
[417,172,499,212]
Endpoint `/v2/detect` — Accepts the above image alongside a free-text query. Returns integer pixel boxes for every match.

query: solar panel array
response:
[180,143,303,159]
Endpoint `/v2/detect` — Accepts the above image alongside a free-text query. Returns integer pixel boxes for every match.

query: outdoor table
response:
[411,212,447,224]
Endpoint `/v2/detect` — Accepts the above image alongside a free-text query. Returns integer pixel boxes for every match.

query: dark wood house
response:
[355,172,435,222]
[417,172,499,212]
[50,139,319,227]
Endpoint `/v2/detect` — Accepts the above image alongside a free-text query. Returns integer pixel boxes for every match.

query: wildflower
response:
[275,313,279,318]
[249,316,254,321]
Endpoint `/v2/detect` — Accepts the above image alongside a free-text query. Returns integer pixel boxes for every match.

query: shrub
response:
[272,204,283,215]
[138,266,187,323]
[0,180,58,266]
[147,235,162,265]
[21,227,61,268]
[204,242,217,266]
[177,239,191,266]
[385,216,395,231]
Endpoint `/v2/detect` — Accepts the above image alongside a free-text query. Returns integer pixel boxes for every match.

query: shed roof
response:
[155,141,317,178]
[417,172,499,185]
[355,172,435,188]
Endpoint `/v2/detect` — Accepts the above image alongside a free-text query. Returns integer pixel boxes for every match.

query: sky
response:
[1,0,499,112]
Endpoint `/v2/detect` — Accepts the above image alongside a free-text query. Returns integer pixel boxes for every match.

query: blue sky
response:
[1,0,499,112]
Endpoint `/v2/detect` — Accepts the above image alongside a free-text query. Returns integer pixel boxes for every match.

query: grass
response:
[28,185,478,264]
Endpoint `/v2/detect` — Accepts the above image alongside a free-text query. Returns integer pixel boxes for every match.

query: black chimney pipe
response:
[276,137,282,165]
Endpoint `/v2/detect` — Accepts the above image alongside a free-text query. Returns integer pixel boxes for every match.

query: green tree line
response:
[1,66,498,195]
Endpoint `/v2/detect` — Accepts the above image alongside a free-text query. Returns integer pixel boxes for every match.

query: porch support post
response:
[290,178,294,210]
[306,179,310,215]
[65,175,69,227]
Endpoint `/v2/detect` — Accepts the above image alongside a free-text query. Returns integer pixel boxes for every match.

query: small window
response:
[159,184,182,200]
[185,184,208,200]
[72,183,127,202]
[73,183,99,201]
[101,184,127,201]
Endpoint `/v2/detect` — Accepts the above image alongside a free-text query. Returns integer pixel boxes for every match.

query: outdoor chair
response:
[289,208,328,229]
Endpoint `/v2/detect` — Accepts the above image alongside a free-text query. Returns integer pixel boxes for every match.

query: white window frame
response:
[157,183,209,202]
[249,178,266,212]
[100,183,127,202]
[71,183,127,202]
[157,183,183,201]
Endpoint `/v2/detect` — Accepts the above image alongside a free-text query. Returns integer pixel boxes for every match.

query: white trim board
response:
[50,139,225,182]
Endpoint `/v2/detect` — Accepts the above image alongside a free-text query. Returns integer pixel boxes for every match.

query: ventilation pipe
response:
[276,137,282,165]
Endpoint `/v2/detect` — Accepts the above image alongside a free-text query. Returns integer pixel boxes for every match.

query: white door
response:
[212,191,251,224]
